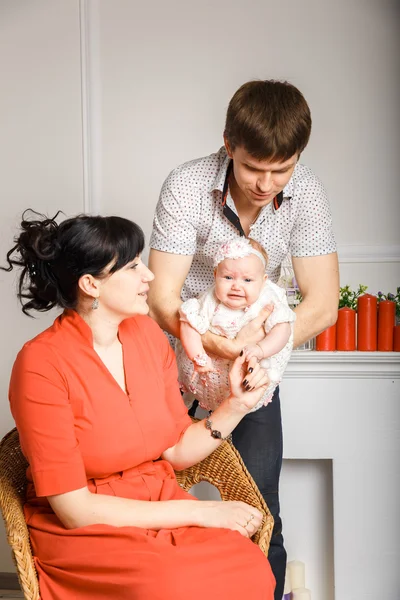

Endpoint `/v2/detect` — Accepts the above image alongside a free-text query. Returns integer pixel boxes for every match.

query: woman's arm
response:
[48,485,263,538]
[162,353,269,470]
[48,487,201,530]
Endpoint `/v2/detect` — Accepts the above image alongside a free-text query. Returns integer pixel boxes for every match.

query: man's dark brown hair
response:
[224,80,312,161]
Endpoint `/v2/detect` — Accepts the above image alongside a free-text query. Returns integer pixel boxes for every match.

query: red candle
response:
[336,307,356,351]
[378,300,396,351]
[316,323,337,351]
[357,294,377,351]
[394,326,400,352]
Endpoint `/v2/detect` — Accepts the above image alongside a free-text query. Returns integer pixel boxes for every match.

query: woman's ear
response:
[78,274,100,299]
[264,274,268,281]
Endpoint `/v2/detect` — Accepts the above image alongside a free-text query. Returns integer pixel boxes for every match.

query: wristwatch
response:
[205,417,231,441]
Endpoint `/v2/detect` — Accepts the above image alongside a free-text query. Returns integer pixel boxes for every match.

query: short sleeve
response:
[150,168,200,255]
[263,283,296,333]
[179,298,210,335]
[159,329,192,443]
[290,175,337,257]
[139,317,192,444]
[9,342,87,497]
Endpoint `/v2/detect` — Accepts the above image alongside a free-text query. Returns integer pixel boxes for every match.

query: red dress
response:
[9,310,275,599]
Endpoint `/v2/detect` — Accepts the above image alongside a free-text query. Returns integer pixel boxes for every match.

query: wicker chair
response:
[0,427,273,600]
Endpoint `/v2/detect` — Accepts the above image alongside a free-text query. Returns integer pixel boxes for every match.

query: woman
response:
[4,211,275,599]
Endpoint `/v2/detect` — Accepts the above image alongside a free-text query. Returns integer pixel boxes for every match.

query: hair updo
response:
[1,210,145,316]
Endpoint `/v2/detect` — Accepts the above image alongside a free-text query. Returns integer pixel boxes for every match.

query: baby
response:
[175,238,296,412]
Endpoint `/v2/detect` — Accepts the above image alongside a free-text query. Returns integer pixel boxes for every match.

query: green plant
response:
[339,284,368,310]
[377,287,400,319]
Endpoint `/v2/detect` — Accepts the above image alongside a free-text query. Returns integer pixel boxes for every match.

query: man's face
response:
[225,142,298,208]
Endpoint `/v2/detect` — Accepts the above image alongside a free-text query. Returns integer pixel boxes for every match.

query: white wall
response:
[0,0,84,571]
[0,0,399,581]
[91,0,400,294]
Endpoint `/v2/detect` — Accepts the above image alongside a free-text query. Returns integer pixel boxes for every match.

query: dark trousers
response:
[190,387,286,600]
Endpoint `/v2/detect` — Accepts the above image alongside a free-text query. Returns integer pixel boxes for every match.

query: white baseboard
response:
[338,245,400,263]
[0,572,20,590]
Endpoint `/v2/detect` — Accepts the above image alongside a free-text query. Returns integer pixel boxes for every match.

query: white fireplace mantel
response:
[280,351,400,599]
[286,350,400,379]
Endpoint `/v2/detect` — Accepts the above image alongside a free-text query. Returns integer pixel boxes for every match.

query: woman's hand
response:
[228,352,269,413]
[196,500,263,538]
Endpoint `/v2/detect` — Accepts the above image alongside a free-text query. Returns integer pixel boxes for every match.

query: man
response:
[148,80,339,599]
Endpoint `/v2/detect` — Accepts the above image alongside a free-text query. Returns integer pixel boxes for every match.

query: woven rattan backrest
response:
[0,428,40,600]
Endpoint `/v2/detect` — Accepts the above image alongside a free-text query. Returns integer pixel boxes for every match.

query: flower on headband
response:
[214,238,253,267]
[213,238,266,270]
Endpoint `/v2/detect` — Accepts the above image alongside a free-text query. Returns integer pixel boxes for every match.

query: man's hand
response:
[202,304,274,360]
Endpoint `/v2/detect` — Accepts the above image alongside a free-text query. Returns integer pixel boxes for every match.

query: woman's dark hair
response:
[1,210,145,316]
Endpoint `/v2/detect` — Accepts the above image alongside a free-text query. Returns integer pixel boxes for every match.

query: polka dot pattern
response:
[150,147,336,303]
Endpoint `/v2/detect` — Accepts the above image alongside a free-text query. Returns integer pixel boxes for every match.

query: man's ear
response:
[78,273,100,299]
[223,136,233,158]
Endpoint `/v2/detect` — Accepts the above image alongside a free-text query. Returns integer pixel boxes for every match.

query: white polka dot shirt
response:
[150,146,336,303]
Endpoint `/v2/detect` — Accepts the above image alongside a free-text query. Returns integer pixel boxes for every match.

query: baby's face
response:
[214,254,266,310]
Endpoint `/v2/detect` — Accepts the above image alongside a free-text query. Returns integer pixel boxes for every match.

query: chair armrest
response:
[175,439,274,555]
[0,428,40,600]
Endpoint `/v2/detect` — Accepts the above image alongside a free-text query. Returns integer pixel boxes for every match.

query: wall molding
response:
[79,0,91,213]
[285,351,400,379]
[0,572,20,589]
[79,0,101,214]
[338,245,400,264]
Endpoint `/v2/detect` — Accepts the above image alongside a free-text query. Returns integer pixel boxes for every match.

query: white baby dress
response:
[175,280,296,412]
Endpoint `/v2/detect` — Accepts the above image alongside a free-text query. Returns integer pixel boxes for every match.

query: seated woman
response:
[3,211,275,600]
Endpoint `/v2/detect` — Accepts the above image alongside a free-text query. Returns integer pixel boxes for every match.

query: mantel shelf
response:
[285,351,400,379]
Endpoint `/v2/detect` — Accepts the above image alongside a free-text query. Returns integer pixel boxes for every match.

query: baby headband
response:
[214,238,266,269]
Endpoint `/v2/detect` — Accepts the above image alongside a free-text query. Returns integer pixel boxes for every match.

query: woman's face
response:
[96,255,154,318]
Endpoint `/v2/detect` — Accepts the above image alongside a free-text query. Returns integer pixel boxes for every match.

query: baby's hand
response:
[242,344,264,361]
[193,353,214,374]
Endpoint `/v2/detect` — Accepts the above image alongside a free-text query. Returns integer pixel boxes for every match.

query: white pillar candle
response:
[292,588,311,600]
[284,566,292,594]
[283,565,292,599]
[287,560,306,589]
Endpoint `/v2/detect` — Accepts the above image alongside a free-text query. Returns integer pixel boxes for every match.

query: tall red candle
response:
[316,323,337,351]
[394,326,400,352]
[357,294,377,351]
[336,307,356,350]
[378,300,396,351]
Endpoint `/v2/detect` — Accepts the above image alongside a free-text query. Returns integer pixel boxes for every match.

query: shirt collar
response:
[212,147,231,192]
[212,145,295,208]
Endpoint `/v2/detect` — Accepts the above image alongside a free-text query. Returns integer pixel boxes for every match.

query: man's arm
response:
[292,252,339,348]
[147,249,192,338]
[148,249,272,359]
[148,249,238,357]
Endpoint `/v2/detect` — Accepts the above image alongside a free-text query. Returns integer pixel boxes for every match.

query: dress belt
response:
[91,460,157,487]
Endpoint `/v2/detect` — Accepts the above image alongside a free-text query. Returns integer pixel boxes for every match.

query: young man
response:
[148,80,339,599]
